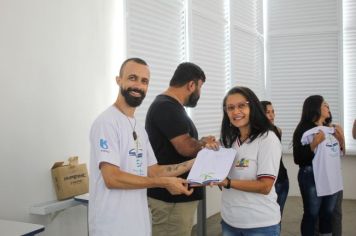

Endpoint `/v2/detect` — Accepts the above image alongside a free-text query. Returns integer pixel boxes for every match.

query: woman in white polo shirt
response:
[217,86,282,236]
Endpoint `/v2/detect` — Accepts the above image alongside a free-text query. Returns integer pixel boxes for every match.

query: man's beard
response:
[120,87,146,107]
[185,89,200,107]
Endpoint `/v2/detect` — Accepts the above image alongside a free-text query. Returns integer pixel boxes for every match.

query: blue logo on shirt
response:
[129,148,144,176]
[325,134,339,154]
[100,139,109,149]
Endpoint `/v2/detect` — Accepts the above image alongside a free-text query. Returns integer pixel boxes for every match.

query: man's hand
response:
[164,177,194,196]
[201,135,220,150]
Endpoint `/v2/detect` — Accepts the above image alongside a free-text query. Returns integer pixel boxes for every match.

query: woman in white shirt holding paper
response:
[216,86,282,236]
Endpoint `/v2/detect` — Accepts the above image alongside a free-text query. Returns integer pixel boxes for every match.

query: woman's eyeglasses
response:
[225,101,249,112]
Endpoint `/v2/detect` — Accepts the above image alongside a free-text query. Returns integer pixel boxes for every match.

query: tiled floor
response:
[191,196,356,236]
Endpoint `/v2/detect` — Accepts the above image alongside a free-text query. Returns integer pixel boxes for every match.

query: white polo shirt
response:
[221,131,281,229]
[301,126,343,196]
[89,106,157,236]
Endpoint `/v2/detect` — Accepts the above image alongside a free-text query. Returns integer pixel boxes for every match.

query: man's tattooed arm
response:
[148,159,195,177]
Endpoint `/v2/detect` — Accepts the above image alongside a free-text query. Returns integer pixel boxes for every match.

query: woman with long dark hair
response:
[261,101,289,217]
[293,95,343,236]
[217,86,282,236]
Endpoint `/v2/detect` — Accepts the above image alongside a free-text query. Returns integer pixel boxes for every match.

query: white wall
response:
[0,0,124,235]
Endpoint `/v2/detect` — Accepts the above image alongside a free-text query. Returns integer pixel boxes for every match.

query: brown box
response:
[51,156,89,200]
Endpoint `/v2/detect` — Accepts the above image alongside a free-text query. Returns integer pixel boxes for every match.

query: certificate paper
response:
[187,147,236,185]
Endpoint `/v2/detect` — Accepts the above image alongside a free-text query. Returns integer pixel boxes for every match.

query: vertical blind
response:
[267,0,342,152]
[125,0,355,154]
[125,0,263,138]
[125,0,264,139]
[343,0,356,153]
[189,0,229,138]
[229,0,265,99]
[125,0,185,125]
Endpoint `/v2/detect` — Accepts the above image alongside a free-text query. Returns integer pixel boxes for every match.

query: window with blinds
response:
[188,0,229,138]
[125,0,265,141]
[343,0,356,153]
[267,0,342,153]
[125,0,185,125]
[229,0,265,99]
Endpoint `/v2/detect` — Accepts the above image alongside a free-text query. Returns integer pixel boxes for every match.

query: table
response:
[74,193,89,205]
[74,193,89,235]
[0,219,45,236]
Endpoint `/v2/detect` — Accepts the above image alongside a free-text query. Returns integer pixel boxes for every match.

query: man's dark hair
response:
[169,62,206,87]
[119,58,148,77]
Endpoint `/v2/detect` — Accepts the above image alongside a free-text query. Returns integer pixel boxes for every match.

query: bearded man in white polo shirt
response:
[89,58,194,236]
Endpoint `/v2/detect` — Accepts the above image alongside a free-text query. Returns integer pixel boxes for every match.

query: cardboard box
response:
[51,156,89,200]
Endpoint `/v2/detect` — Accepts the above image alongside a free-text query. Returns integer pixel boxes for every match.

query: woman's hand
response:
[333,124,344,142]
[310,130,325,151]
[333,124,346,155]
[209,178,229,189]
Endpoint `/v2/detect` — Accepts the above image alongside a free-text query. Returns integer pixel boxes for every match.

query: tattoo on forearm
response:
[166,162,188,173]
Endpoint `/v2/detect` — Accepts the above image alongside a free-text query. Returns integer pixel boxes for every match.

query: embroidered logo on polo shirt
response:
[99,139,109,153]
[235,158,249,168]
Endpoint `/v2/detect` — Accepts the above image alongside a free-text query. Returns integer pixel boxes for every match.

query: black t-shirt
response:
[271,125,288,182]
[145,95,203,202]
[293,122,316,167]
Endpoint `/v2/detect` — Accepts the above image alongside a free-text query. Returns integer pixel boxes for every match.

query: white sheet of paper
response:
[187,147,236,185]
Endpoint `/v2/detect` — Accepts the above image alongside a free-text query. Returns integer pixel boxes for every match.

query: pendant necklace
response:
[126,116,137,141]
[114,103,137,140]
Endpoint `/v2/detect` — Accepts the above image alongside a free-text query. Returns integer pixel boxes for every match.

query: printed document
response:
[187,147,236,185]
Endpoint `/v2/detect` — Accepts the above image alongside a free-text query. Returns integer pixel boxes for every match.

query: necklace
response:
[113,103,137,140]
[126,116,137,140]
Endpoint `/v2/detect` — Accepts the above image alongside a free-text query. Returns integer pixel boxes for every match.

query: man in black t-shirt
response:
[145,62,215,236]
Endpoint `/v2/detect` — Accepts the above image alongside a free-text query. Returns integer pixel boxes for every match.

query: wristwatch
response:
[224,177,231,189]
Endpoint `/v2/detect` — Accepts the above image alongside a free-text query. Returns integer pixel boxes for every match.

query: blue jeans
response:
[275,178,289,215]
[332,190,343,236]
[315,190,343,235]
[298,166,338,236]
[221,220,280,236]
